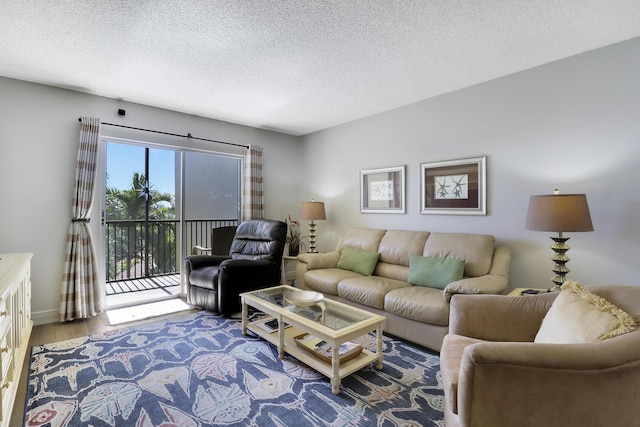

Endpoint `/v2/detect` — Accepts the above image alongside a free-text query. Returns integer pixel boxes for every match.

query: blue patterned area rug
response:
[24,311,444,426]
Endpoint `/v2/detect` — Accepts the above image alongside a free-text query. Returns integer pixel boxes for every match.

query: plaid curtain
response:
[60,117,102,321]
[242,144,264,220]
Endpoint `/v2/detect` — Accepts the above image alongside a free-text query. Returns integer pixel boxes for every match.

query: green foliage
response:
[106,172,175,220]
[105,172,177,280]
[285,216,305,255]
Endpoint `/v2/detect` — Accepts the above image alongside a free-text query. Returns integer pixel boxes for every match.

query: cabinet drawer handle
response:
[0,311,6,317]
[0,347,8,353]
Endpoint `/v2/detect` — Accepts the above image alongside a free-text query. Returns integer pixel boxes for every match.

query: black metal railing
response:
[182,218,238,256]
[106,219,238,282]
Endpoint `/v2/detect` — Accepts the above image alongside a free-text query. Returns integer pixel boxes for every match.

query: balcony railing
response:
[106,219,238,283]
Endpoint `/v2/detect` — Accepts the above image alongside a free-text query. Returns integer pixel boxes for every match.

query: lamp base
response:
[549,283,563,292]
[307,221,318,253]
[549,232,570,291]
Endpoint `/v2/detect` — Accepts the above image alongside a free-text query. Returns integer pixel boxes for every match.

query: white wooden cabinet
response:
[0,253,32,426]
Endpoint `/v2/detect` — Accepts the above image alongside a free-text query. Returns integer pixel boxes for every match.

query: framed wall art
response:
[420,156,486,215]
[360,166,405,213]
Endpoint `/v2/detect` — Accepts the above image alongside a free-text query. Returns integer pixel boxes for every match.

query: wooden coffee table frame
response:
[241,285,385,395]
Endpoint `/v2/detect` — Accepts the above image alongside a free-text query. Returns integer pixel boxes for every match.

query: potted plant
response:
[285,216,305,256]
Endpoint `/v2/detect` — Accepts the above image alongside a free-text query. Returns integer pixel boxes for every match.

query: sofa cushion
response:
[374,262,410,282]
[378,230,430,266]
[385,286,450,325]
[423,232,495,277]
[535,281,637,343]
[336,246,380,276]
[408,254,465,290]
[303,268,363,296]
[338,228,386,252]
[338,276,411,309]
[373,230,430,282]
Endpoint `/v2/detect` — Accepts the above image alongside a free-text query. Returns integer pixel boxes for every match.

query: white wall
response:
[2,37,639,323]
[300,38,640,289]
[0,77,301,322]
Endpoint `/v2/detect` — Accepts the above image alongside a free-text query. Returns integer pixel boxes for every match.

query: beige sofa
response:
[440,284,640,427]
[295,227,511,351]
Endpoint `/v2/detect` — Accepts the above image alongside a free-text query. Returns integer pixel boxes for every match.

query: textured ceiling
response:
[1,1,639,136]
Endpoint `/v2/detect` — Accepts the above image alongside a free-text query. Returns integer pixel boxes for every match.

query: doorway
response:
[102,139,242,310]
[104,142,180,308]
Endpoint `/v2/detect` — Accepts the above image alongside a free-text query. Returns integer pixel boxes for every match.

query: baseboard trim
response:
[32,309,60,326]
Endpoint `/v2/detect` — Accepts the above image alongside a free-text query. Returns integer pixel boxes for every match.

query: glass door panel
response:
[182,151,241,256]
[105,142,178,282]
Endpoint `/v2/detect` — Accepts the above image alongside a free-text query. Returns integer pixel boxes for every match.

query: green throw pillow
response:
[408,254,465,290]
[336,247,380,276]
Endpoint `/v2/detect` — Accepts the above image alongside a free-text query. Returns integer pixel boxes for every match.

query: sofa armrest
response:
[443,245,511,302]
[297,250,340,270]
[184,254,230,270]
[443,274,507,302]
[487,245,511,277]
[183,255,229,292]
[448,293,557,342]
[295,251,340,290]
[456,338,640,426]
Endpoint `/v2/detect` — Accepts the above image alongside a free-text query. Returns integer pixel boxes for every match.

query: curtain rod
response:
[77,118,249,149]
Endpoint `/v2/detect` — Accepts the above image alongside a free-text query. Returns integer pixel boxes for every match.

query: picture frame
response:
[420,156,486,215]
[360,166,405,213]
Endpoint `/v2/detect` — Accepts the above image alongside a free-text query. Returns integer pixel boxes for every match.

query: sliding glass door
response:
[105,142,178,283]
[102,139,241,308]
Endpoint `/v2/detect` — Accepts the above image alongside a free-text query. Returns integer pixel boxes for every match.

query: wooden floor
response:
[12,307,199,426]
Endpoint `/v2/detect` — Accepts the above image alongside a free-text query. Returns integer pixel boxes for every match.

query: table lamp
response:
[300,201,326,253]
[525,190,594,291]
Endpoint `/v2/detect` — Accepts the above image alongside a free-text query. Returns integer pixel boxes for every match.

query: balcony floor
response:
[105,274,181,309]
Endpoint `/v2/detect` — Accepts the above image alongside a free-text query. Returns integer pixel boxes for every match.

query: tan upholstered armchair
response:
[440,285,640,427]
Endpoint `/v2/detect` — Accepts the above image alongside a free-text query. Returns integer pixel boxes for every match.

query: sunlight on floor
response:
[106,298,193,326]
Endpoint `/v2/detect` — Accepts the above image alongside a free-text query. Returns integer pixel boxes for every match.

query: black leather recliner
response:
[184,219,287,316]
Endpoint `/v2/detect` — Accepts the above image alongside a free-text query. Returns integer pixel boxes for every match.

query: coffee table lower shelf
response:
[246,319,379,394]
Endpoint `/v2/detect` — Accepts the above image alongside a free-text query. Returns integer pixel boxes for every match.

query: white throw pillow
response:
[535,281,636,343]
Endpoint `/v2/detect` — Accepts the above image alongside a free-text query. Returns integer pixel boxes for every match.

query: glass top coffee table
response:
[241,285,385,395]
